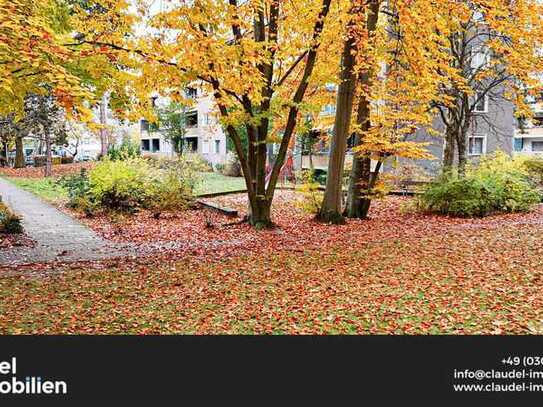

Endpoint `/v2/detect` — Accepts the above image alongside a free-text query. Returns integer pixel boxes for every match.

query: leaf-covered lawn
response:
[1,193,543,334]
[0,162,94,179]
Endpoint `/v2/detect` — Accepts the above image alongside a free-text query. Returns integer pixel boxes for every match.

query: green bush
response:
[0,202,23,234]
[214,163,226,174]
[58,169,95,214]
[89,158,154,212]
[106,139,141,161]
[61,156,199,215]
[148,157,200,217]
[523,157,543,186]
[183,152,213,173]
[418,153,541,217]
[296,170,323,214]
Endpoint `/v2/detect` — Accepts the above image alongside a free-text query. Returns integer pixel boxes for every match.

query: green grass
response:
[6,177,67,204]
[196,172,246,195]
[4,172,246,203]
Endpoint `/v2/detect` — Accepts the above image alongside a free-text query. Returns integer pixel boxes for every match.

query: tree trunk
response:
[457,130,467,177]
[358,160,383,218]
[345,81,373,219]
[318,33,357,224]
[443,128,456,174]
[99,94,108,158]
[346,153,372,218]
[44,131,52,177]
[344,0,380,219]
[248,197,272,229]
[14,136,25,168]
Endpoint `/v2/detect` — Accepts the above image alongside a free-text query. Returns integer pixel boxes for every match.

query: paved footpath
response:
[0,177,125,267]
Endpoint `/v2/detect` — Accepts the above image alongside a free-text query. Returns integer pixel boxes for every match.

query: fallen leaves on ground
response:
[0,162,94,178]
[0,233,35,249]
[2,191,543,334]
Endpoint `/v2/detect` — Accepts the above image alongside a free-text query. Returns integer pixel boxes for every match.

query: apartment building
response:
[139,88,228,166]
[514,98,543,157]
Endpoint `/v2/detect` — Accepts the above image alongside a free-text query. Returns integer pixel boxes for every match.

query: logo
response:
[0,357,68,395]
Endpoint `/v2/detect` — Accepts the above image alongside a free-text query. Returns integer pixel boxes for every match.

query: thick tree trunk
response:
[44,132,52,177]
[457,130,467,177]
[345,86,373,219]
[443,128,456,174]
[345,89,373,218]
[318,34,357,224]
[345,0,380,219]
[248,198,272,229]
[14,136,25,168]
[346,154,372,218]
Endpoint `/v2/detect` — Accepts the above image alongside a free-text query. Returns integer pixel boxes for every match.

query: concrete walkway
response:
[0,177,124,267]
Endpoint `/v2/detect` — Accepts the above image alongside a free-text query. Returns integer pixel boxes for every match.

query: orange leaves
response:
[0,0,91,115]
[3,192,543,334]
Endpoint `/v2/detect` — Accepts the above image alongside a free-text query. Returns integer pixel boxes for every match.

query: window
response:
[471,47,490,70]
[322,104,336,115]
[186,111,198,128]
[185,137,198,152]
[215,140,221,154]
[141,139,150,151]
[532,141,543,152]
[514,138,524,152]
[468,135,486,156]
[202,140,210,154]
[186,87,198,99]
[152,139,160,152]
[474,92,488,113]
[141,120,150,132]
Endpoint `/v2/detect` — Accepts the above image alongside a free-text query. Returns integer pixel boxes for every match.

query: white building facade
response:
[514,100,543,157]
[140,89,228,166]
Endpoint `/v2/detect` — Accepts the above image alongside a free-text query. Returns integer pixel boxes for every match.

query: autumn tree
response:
[22,93,68,176]
[72,0,340,227]
[0,0,91,116]
[0,116,25,168]
[156,103,187,157]
[344,0,380,219]
[318,1,363,224]
[430,0,543,176]
[321,0,446,221]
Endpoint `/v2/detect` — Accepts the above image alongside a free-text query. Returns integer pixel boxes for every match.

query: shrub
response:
[220,154,242,177]
[58,169,95,214]
[214,163,226,174]
[418,153,541,217]
[148,157,200,217]
[107,139,141,161]
[0,202,23,234]
[89,158,153,212]
[523,157,543,186]
[183,152,213,173]
[296,170,323,214]
[61,156,74,164]
[62,156,199,215]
